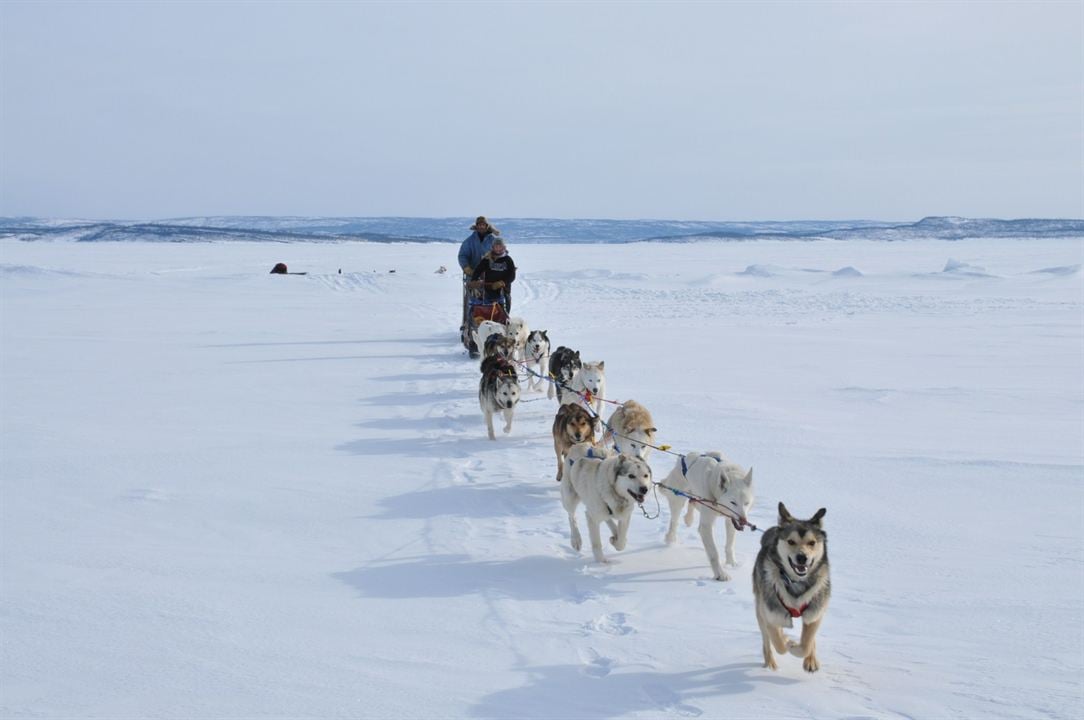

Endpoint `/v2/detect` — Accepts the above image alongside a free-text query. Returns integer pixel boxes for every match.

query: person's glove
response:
[463,265,473,275]
[468,280,483,289]
[489,280,506,289]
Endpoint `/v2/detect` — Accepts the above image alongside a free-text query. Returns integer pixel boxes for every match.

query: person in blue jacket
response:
[458,216,500,275]
[459,216,501,357]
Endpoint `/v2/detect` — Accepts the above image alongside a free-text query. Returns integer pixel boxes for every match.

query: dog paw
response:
[570,537,582,552]
[664,533,677,545]
[803,655,820,673]
[713,571,732,582]
[502,425,512,434]
[763,656,778,671]
[725,558,741,568]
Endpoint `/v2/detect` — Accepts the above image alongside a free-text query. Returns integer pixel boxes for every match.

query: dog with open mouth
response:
[752,503,830,673]
[560,443,651,564]
[660,451,754,581]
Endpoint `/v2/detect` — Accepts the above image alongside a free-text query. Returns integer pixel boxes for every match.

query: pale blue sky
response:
[1,0,1081,220]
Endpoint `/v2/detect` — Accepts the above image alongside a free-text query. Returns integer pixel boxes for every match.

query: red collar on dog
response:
[778,593,808,618]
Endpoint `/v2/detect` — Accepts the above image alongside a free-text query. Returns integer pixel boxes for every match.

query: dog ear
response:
[810,508,826,527]
[647,427,658,434]
[542,331,549,340]
[778,502,794,524]
[743,467,753,485]
[598,361,605,370]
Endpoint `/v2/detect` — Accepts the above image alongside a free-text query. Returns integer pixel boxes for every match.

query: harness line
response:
[502,356,764,533]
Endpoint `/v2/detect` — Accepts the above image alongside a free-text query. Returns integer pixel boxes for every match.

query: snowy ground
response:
[2,237,1082,718]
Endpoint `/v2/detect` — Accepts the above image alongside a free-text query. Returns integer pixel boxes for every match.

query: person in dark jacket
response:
[470,237,516,313]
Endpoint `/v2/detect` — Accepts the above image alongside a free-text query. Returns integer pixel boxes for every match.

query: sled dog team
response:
[472,316,830,673]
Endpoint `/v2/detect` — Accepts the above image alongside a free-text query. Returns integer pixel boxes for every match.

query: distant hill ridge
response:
[2,216,1081,244]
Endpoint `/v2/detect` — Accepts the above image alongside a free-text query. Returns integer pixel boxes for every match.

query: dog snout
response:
[795,553,808,566]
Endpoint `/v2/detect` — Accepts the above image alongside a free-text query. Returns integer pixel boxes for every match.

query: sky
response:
[1,0,1081,221]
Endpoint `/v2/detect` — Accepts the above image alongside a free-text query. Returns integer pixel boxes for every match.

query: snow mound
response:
[738,264,784,277]
[1030,264,1080,277]
[941,259,995,277]
[832,266,863,278]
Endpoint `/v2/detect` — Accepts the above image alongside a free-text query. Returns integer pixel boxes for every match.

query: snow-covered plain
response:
[1,236,1082,718]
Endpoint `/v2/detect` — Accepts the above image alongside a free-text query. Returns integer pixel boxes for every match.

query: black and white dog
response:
[547,345,581,400]
[524,330,550,392]
[479,355,521,440]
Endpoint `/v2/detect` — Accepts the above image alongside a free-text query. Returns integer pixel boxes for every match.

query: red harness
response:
[778,593,809,618]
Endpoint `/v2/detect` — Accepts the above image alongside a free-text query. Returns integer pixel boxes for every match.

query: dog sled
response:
[460,274,508,358]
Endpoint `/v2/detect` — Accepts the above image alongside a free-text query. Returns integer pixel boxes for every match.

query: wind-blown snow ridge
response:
[2,215,1081,244]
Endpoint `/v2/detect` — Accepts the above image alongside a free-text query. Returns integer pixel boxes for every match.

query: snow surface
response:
[1,237,1082,718]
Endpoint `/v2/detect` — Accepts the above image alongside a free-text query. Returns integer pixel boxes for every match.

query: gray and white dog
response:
[752,503,830,673]
[478,356,521,440]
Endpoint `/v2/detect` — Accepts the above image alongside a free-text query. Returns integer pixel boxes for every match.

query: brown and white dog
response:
[552,403,600,482]
[602,399,657,459]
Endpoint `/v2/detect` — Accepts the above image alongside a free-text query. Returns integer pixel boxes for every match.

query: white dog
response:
[561,361,606,416]
[504,316,529,362]
[661,451,755,581]
[602,399,657,459]
[473,320,506,360]
[561,443,651,563]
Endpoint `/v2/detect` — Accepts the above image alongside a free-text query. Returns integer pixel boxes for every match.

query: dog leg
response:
[561,485,582,552]
[610,517,630,551]
[502,407,514,434]
[587,516,608,563]
[724,520,739,567]
[664,495,685,544]
[755,605,778,670]
[788,618,821,673]
[484,409,496,440]
[683,501,696,527]
[697,513,729,580]
[554,442,564,482]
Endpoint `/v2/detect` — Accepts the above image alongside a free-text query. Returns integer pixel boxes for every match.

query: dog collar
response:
[680,456,689,477]
[777,592,809,618]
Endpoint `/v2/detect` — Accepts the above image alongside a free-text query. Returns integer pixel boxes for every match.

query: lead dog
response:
[753,503,830,673]
[478,356,521,440]
[602,399,657,459]
[524,330,551,391]
[547,346,581,400]
[561,361,606,415]
[561,443,651,563]
[552,403,599,482]
[661,451,754,581]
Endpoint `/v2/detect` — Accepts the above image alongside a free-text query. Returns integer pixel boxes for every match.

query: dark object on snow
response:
[269,262,307,276]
